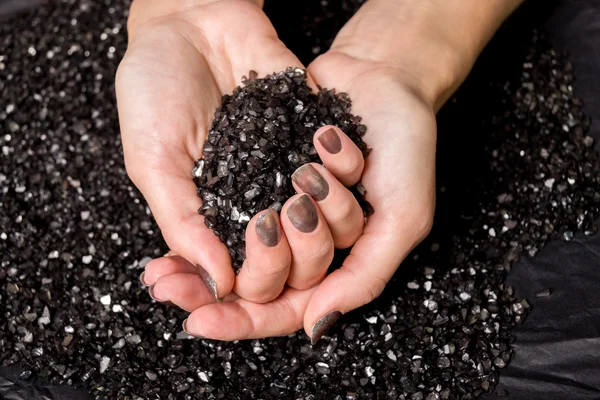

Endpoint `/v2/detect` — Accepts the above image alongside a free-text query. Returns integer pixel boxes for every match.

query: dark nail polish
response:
[139,271,149,287]
[255,209,280,247]
[197,264,218,300]
[311,311,342,345]
[182,319,205,339]
[287,195,318,233]
[292,164,329,201]
[318,128,342,154]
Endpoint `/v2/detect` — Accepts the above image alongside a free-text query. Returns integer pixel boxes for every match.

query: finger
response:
[141,255,198,287]
[149,273,218,312]
[234,209,292,303]
[280,194,334,290]
[314,125,365,186]
[183,286,317,340]
[292,163,364,249]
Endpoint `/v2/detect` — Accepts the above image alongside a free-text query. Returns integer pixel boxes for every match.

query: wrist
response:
[128,0,263,38]
[331,0,522,111]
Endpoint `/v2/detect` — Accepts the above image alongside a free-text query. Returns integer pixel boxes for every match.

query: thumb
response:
[304,197,434,344]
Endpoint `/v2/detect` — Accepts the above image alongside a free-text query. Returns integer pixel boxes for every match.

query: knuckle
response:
[255,260,290,280]
[309,239,334,265]
[245,290,279,305]
[343,263,387,305]
[387,191,435,243]
[340,156,363,181]
[288,269,326,290]
[334,197,357,222]
[114,62,127,88]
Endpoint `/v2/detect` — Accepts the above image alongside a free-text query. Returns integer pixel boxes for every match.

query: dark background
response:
[484,1,600,399]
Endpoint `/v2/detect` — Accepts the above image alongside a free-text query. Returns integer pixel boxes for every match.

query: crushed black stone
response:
[0,0,599,399]
[194,68,370,271]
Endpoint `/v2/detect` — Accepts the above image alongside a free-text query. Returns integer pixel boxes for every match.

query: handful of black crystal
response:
[193,67,371,272]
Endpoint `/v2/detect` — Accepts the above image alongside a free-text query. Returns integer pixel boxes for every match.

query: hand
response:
[127,0,522,342]
[120,0,363,311]
[164,54,437,342]
[116,0,313,302]
[159,0,522,342]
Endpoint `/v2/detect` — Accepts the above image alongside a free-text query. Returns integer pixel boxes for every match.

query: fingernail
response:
[287,194,318,233]
[148,285,157,300]
[311,311,342,345]
[197,264,218,300]
[148,286,173,306]
[255,209,281,247]
[292,164,329,201]
[318,128,342,154]
[182,319,205,339]
[139,271,149,287]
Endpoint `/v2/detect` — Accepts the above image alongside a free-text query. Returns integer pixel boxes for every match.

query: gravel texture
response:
[0,0,599,399]
[195,68,369,271]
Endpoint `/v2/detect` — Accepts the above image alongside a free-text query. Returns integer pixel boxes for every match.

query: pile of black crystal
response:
[194,68,369,271]
[0,0,599,399]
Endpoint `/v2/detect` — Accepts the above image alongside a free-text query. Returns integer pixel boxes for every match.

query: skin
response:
[117,0,524,341]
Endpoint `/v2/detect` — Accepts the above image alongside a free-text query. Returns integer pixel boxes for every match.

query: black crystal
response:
[194,68,370,271]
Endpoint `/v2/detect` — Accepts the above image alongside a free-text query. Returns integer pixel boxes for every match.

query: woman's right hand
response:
[119,0,364,313]
[116,0,321,303]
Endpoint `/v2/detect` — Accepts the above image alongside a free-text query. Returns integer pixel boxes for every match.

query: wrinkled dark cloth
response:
[0,367,90,400]
[0,0,39,21]
[483,1,600,399]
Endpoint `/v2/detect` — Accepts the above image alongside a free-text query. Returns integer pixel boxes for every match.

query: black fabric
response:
[0,367,90,400]
[0,0,39,21]
[483,1,600,399]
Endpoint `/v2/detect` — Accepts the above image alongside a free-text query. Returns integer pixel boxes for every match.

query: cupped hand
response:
[116,0,325,302]
[122,0,516,344]
[158,51,437,341]
[120,0,437,343]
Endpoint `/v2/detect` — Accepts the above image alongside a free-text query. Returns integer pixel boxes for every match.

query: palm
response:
[116,1,309,298]
[118,1,302,167]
